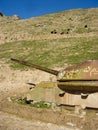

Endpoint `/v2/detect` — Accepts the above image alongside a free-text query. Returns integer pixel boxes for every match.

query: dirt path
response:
[0,111,70,130]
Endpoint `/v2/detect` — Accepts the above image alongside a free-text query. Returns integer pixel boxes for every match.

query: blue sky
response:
[0,0,98,19]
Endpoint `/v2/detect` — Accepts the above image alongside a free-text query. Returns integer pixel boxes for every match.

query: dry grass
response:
[0,8,98,44]
[0,8,98,68]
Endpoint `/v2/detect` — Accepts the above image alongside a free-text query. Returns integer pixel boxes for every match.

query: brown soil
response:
[0,64,98,130]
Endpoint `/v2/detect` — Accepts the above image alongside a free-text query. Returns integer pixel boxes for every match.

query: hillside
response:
[0,8,98,130]
[0,8,98,43]
[0,8,98,68]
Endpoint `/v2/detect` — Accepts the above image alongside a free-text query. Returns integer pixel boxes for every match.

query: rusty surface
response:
[11,59,98,95]
[58,60,98,80]
[11,58,59,75]
[58,81,98,94]
[57,60,98,94]
[11,59,98,108]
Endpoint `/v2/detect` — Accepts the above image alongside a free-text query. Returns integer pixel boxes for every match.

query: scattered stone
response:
[29,87,34,90]
[17,96,23,101]
[44,102,51,107]
[51,30,57,34]
[60,32,64,35]
[96,113,98,116]
[67,28,70,31]
[66,122,76,127]
[12,15,20,20]
[84,25,88,28]
[7,97,12,102]
[69,18,73,21]
[23,96,34,104]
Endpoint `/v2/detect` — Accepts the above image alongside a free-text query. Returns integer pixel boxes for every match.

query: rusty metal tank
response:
[11,58,98,97]
[57,60,98,95]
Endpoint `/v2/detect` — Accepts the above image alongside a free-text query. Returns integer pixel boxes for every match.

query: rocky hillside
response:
[0,8,98,44]
[0,8,98,130]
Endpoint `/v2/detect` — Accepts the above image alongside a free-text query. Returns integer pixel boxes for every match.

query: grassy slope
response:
[19,8,98,35]
[0,36,98,69]
[0,8,98,36]
[0,8,98,69]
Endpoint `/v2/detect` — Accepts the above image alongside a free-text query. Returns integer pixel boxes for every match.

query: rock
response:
[7,97,12,102]
[12,15,20,20]
[0,12,3,17]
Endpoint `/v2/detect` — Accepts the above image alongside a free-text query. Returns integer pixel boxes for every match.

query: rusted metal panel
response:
[61,93,98,108]
[29,86,98,108]
[57,60,98,94]
[58,81,98,94]
[58,60,98,80]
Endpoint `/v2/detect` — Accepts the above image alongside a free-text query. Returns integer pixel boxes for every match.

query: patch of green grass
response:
[0,36,98,69]
[30,101,51,109]
[75,27,93,33]
[66,37,98,64]
[11,97,51,109]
